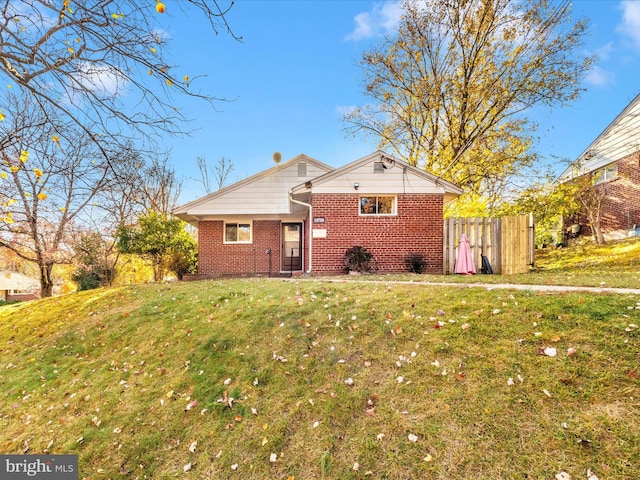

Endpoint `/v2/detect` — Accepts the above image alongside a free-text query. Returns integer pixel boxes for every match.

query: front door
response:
[282,223,302,272]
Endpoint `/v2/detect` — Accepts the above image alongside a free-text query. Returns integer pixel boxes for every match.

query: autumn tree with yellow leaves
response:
[0,96,126,296]
[345,0,593,211]
[0,0,236,295]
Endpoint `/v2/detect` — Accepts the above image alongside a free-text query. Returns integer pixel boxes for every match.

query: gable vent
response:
[373,162,385,173]
[298,162,307,177]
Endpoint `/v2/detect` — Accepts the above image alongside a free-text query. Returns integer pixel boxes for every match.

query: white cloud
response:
[76,62,129,97]
[585,65,615,87]
[594,41,614,61]
[345,1,403,41]
[618,0,640,47]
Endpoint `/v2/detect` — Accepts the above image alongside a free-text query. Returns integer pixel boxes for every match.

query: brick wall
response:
[600,152,640,231]
[6,292,39,302]
[566,152,640,236]
[311,193,444,274]
[198,220,282,275]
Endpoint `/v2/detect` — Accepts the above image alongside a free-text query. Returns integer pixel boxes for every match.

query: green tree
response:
[71,230,118,290]
[497,180,577,247]
[346,0,593,206]
[116,212,196,282]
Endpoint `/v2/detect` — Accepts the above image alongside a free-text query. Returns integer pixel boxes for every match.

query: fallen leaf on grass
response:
[567,347,577,356]
[189,441,197,453]
[183,462,192,472]
[269,453,277,463]
[424,454,433,462]
[555,472,571,480]
[543,389,552,398]
[353,462,359,471]
[217,391,234,408]
[408,433,418,443]
[344,378,354,386]
[185,400,198,411]
[537,347,557,357]
[273,352,288,362]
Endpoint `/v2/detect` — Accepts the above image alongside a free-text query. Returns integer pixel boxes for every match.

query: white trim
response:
[594,162,618,185]
[289,194,312,274]
[223,220,253,244]
[358,195,397,216]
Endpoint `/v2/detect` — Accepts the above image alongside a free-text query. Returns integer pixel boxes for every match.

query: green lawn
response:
[1,271,639,479]
[361,236,640,289]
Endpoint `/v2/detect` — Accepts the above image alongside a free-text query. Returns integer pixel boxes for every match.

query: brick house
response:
[558,93,640,239]
[174,151,463,276]
[0,270,40,302]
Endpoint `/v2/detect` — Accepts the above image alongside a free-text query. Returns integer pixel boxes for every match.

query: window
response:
[359,196,396,215]
[594,163,618,184]
[224,222,252,243]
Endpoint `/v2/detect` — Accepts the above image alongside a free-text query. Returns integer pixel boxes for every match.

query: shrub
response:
[405,253,427,273]
[343,246,374,273]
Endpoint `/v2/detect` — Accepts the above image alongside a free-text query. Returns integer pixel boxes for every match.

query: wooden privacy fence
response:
[443,215,535,275]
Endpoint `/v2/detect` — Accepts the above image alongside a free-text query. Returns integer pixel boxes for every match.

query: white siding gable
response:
[175,155,332,219]
[292,151,463,200]
[559,92,640,181]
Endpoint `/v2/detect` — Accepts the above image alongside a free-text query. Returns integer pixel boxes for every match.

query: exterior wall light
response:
[354,182,359,190]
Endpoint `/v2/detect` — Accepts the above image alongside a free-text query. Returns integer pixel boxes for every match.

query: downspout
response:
[289,192,313,274]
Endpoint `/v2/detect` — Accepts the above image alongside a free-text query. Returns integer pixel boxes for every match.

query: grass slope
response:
[1,278,639,479]
[365,237,640,289]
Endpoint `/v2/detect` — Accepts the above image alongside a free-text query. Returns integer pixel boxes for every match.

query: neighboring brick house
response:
[0,270,40,302]
[174,151,463,276]
[558,93,640,240]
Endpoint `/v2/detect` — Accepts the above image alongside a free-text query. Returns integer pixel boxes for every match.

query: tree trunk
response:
[585,208,606,245]
[39,263,55,298]
[592,222,606,245]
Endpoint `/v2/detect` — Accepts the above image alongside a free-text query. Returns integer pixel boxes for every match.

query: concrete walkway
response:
[283,277,640,295]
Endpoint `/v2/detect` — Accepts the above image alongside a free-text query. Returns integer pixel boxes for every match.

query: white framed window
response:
[594,163,618,184]
[224,221,252,244]
[359,196,396,215]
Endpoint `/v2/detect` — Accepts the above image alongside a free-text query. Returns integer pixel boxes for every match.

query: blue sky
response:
[161,1,640,203]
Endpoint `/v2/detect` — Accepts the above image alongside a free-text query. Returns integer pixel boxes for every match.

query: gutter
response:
[289,192,313,274]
